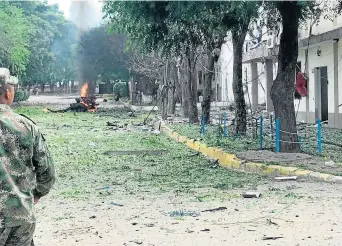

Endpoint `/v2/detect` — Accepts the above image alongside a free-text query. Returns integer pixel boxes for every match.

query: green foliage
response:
[103,2,261,55]
[14,90,30,102]
[113,82,129,98]
[18,1,78,85]
[0,1,79,86]
[0,2,31,74]
[76,25,130,82]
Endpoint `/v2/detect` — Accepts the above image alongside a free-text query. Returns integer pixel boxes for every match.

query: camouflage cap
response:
[0,68,17,87]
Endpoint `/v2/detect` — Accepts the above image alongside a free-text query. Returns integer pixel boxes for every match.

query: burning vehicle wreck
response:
[46,82,98,113]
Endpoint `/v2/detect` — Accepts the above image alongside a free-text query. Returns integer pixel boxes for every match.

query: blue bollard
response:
[259,115,263,150]
[223,112,227,137]
[276,118,280,153]
[298,136,302,151]
[200,115,204,135]
[201,115,206,136]
[317,119,322,153]
[203,116,206,135]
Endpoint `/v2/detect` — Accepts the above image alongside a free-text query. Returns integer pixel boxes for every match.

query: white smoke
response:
[69,0,103,31]
[48,0,103,30]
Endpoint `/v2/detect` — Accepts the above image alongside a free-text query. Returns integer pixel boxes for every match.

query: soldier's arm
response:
[32,128,56,199]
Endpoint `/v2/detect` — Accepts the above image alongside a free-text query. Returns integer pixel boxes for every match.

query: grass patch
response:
[15,106,263,199]
[170,124,262,155]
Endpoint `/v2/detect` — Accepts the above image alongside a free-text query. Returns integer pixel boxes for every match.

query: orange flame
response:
[80,83,89,97]
[79,82,97,113]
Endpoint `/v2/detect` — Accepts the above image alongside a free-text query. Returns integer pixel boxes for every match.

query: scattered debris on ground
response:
[168,210,200,217]
[201,207,227,212]
[103,150,168,156]
[275,176,298,181]
[242,192,261,198]
[262,236,284,240]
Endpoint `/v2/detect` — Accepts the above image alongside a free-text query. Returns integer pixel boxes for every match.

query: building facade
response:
[216,2,342,128]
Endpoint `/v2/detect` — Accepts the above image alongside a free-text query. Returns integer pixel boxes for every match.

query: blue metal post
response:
[223,112,227,137]
[276,118,280,153]
[317,119,322,153]
[259,115,263,150]
[203,116,206,135]
[200,115,204,135]
[298,136,302,151]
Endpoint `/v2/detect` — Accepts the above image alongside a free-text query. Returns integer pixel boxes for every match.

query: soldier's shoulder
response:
[17,114,46,141]
[18,114,37,126]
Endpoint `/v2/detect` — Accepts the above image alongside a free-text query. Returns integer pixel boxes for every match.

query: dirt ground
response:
[34,181,342,246]
[16,96,342,246]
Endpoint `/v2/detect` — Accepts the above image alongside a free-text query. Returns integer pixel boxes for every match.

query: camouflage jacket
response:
[0,105,55,228]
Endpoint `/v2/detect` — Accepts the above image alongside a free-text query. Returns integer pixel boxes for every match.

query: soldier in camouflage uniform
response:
[0,76,55,245]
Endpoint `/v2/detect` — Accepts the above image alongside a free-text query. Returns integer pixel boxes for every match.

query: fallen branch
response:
[201,207,227,212]
[262,236,283,240]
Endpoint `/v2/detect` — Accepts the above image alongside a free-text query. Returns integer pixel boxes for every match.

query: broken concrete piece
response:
[274,176,298,181]
[242,192,261,198]
[324,160,335,167]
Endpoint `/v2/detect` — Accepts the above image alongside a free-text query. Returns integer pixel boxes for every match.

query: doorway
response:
[314,66,328,122]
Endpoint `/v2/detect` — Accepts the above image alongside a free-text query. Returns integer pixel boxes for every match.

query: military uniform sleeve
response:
[32,127,56,198]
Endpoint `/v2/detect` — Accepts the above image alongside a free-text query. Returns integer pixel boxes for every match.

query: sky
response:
[48,0,103,30]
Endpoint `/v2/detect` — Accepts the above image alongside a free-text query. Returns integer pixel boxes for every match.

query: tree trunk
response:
[232,32,247,134]
[168,61,177,115]
[181,57,189,118]
[40,83,45,93]
[186,50,199,123]
[270,2,300,153]
[202,47,216,123]
[162,61,169,120]
[157,68,164,115]
[49,82,54,92]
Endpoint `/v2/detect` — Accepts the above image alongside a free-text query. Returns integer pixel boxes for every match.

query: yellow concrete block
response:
[214,149,226,163]
[309,172,331,181]
[186,139,195,149]
[172,131,179,140]
[193,141,201,151]
[279,167,298,175]
[206,147,215,157]
[221,154,232,167]
[263,165,281,174]
[246,162,265,173]
[199,143,208,154]
[293,169,311,176]
[178,135,187,143]
[221,153,240,169]
[231,159,241,169]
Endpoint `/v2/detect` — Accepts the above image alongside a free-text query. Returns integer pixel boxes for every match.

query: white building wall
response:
[219,40,280,106]
[219,41,234,102]
[297,41,336,115]
[338,41,342,114]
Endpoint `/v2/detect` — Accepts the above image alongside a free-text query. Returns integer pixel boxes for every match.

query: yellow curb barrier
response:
[193,141,201,151]
[159,121,342,184]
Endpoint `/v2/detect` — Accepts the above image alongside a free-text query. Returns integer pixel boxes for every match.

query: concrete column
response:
[305,49,310,123]
[333,40,339,128]
[251,62,258,110]
[265,59,274,112]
